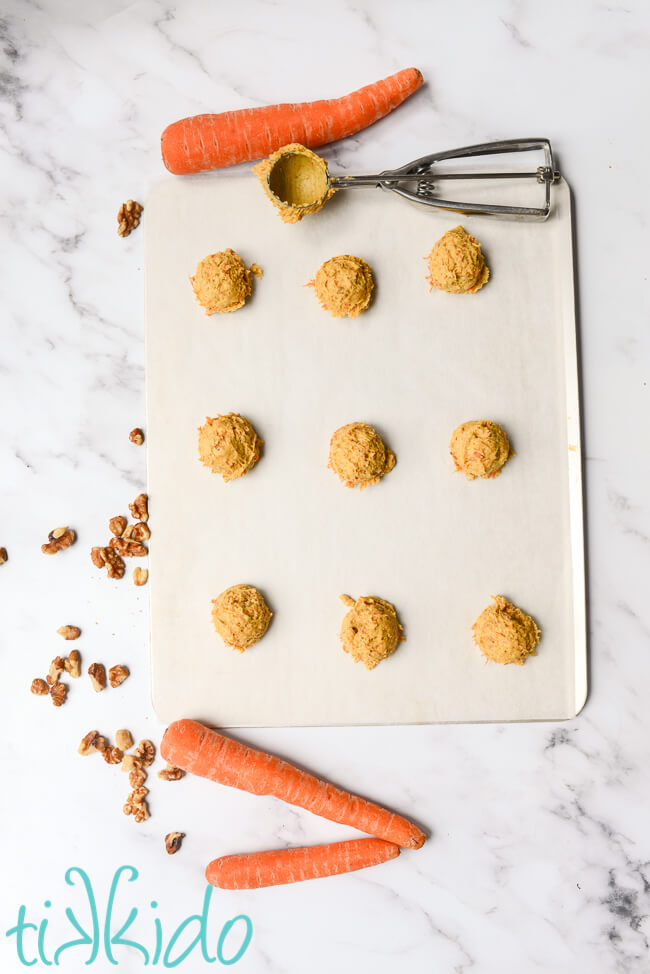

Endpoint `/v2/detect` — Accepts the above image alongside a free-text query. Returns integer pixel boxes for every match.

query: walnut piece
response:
[108,537,147,558]
[42,527,76,555]
[50,683,67,707]
[88,662,106,692]
[47,656,65,685]
[165,832,185,855]
[129,767,147,789]
[129,427,144,445]
[123,522,150,542]
[133,804,150,824]
[103,745,124,765]
[109,516,127,537]
[108,664,129,688]
[158,764,186,782]
[123,786,150,823]
[91,546,126,579]
[78,730,101,756]
[129,493,148,523]
[0,547,7,565]
[134,739,155,767]
[31,678,49,696]
[117,199,142,237]
[115,729,133,751]
[132,567,148,586]
[57,625,80,640]
[64,649,81,678]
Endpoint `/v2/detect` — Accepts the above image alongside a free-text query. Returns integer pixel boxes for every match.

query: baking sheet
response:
[144,173,586,726]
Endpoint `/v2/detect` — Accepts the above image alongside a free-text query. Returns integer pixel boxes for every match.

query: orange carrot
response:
[206,837,399,889]
[161,68,423,175]
[161,719,426,850]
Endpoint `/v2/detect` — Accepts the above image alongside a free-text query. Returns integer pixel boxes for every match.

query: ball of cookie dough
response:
[329,422,395,489]
[198,413,263,482]
[450,420,512,480]
[472,595,540,666]
[212,584,272,652]
[426,225,489,294]
[339,594,403,670]
[310,255,374,319]
[190,249,261,314]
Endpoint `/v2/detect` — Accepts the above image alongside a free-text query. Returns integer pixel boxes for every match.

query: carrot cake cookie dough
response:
[450,419,512,480]
[309,255,374,319]
[329,422,395,489]
[472,595,540,666]
[426,225,489,294]
[190,249,261,314]
[253,143,334,223]
[198,413,263,482]
[339,594,404,670]
[212,584,272,652]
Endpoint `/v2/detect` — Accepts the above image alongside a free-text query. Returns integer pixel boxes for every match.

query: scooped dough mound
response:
[426,225,489,294]
[450,420,512,480]
[191,249,261,314]
[198,413,263,482]
[339,594,403,670]
[472,595,540,666]
[212,584,272,652]
[329,422,395,489]
[252,143,335,224]
[309,255,374,319]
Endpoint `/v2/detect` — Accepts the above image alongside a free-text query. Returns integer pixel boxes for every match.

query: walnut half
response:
[134,739,155,767]
[78,730,102,756]
[157,764,186,782]
[0,547,7,565]
[50,683,67,707]
[165,832,185,855]
[117,199,143,237]
[42,527,76,555]
[57,625,80,640]
[109,516,127,537]
[88,662,107,692]
[47,656,65,686]
[31,678,49,696]
[109,537,147,558]
[64,649,81,678]
[129,427,144,445]
[129,493,148,523]
[108,664,129,688]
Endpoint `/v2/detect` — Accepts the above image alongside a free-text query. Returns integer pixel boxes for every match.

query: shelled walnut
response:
[31,678,49,696]
[129,493,148,523]
[78,730,104,756]
[117,199,142,237]
[103,745,124,766]
[47,656,65,686]
[108,664,129,688]
[0,547,7,564]
[109,537,147,558]
[42,527,76,555]
[50,683,67,707]
[129,428,144,445]
[134,739,155,767]
[158,764,186,782]
[132,567,148,586]
[165,832,185,855]
[123,522,150,542]
[88,662,107,692]
[109,516,127,537]
[64,649,81,678]
[57,625,80,640]
[129,766,147,789]
[91,546,126,579]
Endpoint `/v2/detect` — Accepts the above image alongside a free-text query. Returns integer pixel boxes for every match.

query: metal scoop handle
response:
[328,138,560,221]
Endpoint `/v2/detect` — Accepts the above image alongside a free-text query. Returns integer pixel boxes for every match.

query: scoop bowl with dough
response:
[253,143,335,224]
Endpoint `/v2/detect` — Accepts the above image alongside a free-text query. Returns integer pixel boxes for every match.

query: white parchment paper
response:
[144,174,585,726]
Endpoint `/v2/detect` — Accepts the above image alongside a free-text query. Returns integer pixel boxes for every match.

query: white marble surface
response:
[1,1,649,971]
